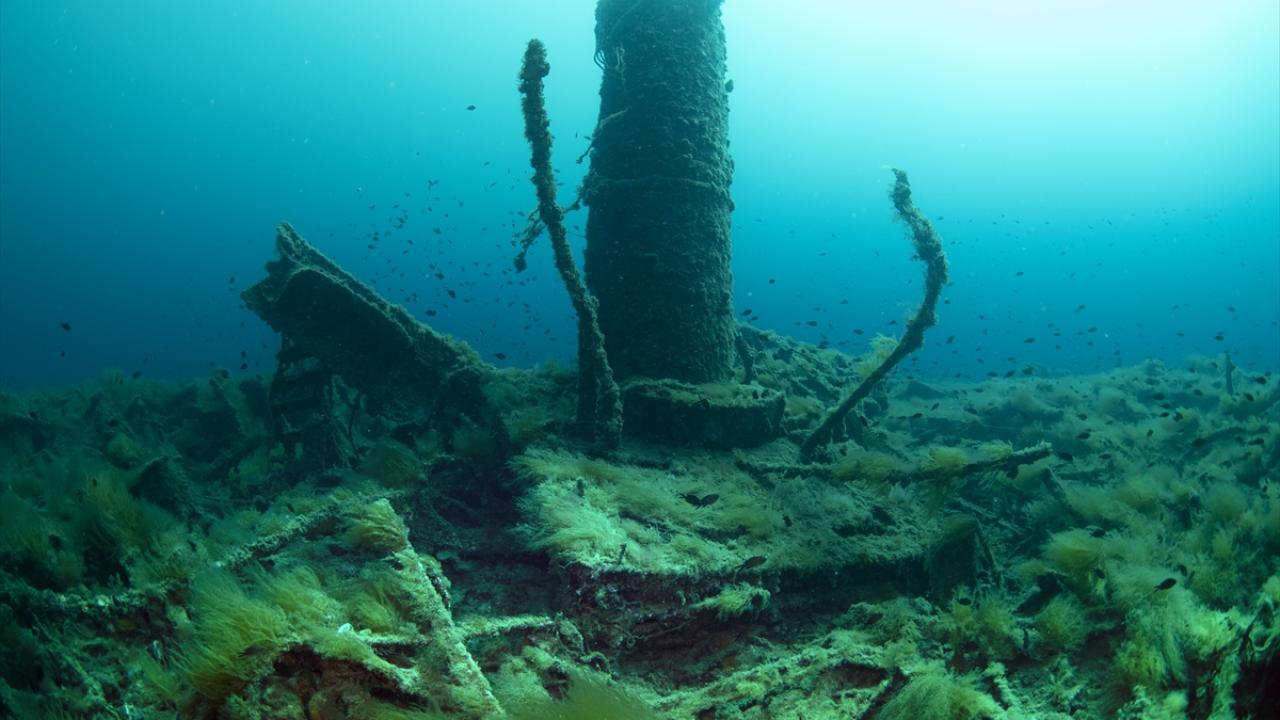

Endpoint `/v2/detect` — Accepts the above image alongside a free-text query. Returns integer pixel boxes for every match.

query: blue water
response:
[2,0,1277,390]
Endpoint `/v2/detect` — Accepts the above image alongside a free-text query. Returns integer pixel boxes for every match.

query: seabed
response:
[1,238,1277,717]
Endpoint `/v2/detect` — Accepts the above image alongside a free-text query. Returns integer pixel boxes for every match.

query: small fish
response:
[737,555,767,573]
[678,492,719,508]
[1153,577,1177,591]
[494,353,506,360]
[1077,431,1091,440]
[1056,451,1074,463]
[741,308,752,316]
[59,322,71,331]
[466,104,477,111]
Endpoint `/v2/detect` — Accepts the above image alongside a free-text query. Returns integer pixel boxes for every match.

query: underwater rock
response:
[242,222,491,424]
[620,378,784,448]
[0,392,51,456]
[130,456,195,520]
[585,0,737,383]
[264,352,362,478]
[925,514,991,602]
[902,379,949,400]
